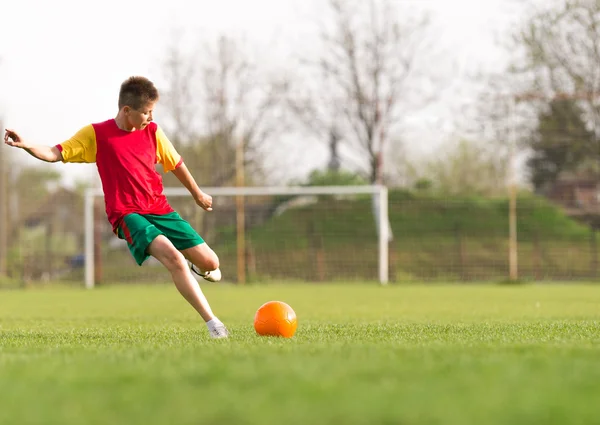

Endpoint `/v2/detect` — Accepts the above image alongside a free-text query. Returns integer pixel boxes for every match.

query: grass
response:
[1,283,599,425]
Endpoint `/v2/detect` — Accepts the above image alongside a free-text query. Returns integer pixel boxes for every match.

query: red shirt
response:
[57,119,183,231]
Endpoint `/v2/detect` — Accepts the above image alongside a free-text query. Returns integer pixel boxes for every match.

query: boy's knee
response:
[196,252,219,272]
[205,255,219,271]
[163,249,188,271]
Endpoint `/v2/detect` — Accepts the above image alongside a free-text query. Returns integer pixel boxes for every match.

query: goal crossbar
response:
[84,185,389,288]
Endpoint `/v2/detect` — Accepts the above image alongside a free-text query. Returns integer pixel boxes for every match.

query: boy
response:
[4,76,229,339]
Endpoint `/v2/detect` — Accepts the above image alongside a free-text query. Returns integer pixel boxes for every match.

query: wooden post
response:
[0,118,7,277]
[45,220,53,280]
[307,220,326,281]
[508,99,519,282]
[533,229,542,281]
[591,228,597,279]
[0,157,7,277]
[509,183,518,281]
[246,237,256,281]
[235,131,246,284]
[93,199,103,285]
[455,223,467,281]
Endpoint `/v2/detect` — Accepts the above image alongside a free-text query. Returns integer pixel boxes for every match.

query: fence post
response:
[0,164,6,278]
[455,223,467,281]
[590,228,597,279]
[307,220,326,282]
[0,124,7,278]
[533,229,542,281]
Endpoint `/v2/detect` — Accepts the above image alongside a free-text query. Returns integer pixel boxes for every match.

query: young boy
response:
[3,76,229,339]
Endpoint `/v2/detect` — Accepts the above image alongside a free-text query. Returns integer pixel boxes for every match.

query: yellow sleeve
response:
[58,125,97,163]
[155,125,182,173]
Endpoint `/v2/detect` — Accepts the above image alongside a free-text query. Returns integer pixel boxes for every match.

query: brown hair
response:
[118,76,159,110]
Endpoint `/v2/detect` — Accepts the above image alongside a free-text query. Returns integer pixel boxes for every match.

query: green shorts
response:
[116,212,205,266]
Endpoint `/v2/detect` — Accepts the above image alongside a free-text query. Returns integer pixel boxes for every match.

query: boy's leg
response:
[118,214,228,338]
[147,235,217,322]
[147,235,228,338]
[145,212,221,282]
[181,243,221,281]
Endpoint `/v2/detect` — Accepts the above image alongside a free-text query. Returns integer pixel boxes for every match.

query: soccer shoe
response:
[190,264,222,282]
[208,322,229,339]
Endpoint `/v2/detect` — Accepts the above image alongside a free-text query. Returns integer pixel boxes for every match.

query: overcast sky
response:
[0,0,524,186]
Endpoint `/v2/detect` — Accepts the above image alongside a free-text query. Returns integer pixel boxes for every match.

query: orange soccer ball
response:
[254,301,298,338]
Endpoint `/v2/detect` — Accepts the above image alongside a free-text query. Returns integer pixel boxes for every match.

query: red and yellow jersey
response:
[56,119,183,231]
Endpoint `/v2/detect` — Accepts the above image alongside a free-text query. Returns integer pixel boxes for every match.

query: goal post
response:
[84,185,390,289]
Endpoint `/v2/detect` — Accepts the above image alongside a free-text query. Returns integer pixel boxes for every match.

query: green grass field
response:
[1,283,599,425]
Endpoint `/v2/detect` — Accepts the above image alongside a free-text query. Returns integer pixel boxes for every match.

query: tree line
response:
[2,0,599,200]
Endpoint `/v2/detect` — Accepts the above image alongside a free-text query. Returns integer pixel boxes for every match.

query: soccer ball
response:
[254,301,298,338]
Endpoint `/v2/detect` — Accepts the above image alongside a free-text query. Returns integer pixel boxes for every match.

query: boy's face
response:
[125,101,155,130]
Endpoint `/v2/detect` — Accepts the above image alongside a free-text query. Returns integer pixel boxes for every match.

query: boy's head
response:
[118,76,159,130]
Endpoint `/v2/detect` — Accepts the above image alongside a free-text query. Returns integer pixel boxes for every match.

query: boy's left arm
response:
[172,163,213,212]
[155,125,212,212]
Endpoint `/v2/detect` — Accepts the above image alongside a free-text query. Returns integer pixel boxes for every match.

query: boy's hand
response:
[4,129,27,148]
[195,191,213,212]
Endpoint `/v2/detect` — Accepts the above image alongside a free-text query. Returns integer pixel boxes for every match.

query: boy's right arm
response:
[4,129,63,163]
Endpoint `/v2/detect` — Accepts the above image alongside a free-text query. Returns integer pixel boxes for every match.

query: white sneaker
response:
[191,264,222,282]
[208,322,229,339]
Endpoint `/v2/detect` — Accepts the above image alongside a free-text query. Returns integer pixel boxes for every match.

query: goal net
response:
[84,186,390,288]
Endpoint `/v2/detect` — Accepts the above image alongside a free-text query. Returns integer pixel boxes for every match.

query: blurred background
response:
[1,0,599,286]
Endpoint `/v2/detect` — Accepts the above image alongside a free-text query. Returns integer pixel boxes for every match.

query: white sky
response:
[0,0,523,185]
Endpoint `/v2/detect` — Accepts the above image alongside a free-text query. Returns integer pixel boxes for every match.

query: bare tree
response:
[517,0,600,100]
[287,0,441,184]
[201,36,287,185]
[514,0,600,176]
[161,35,287,187]
[161,37,199,146]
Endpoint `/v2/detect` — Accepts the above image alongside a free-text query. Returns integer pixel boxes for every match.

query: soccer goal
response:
[84,185,390,288]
